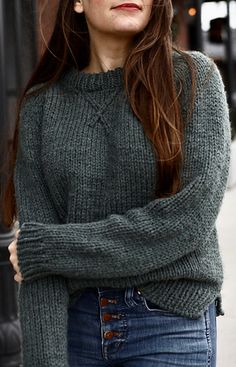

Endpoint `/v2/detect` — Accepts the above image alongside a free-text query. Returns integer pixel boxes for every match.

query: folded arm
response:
[17,58,231,284]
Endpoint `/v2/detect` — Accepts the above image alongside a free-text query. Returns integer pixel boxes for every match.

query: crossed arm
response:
[10,56,231,366]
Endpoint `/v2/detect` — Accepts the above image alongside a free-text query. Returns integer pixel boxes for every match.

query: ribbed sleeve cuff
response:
[17,222,48,281]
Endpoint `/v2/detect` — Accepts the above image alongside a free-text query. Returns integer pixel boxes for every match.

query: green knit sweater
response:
[14,51,231,366]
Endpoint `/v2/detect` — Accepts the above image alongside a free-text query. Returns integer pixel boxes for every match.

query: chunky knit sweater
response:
[14,51,231,366]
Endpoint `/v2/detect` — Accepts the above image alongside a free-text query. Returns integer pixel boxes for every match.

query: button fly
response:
[102,313,112,321]
[100,298,118,307]
[102,313,122,321]
[100,298,109,307]
[104,331,114,340]
[104,330,121,340]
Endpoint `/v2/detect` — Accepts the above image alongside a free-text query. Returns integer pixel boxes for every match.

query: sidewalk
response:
[216,185,236,367]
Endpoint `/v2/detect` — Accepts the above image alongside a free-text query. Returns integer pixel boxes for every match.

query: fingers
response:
[14,273,23,283]
[8,238,17,253]
[8,228,20,253]
[8,230,23,283]
[9,253,20,273]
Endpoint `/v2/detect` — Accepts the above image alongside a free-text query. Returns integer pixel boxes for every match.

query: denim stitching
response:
[124,287,139,307]
[142,297,177,315]
[97,288,108,360]
[204,306,212,366]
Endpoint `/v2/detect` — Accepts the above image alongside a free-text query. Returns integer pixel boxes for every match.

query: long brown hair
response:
[2,0,196,228]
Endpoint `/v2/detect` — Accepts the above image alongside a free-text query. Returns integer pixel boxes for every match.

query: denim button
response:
[104,331,122,340]
[104,331,114,339]
[103,313,112,321]
[100,298,109,307]
[102,313,123,321]
[100,298,118,307]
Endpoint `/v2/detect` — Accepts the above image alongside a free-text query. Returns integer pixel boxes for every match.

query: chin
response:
[110,18,146,33]
[112,25,144,36]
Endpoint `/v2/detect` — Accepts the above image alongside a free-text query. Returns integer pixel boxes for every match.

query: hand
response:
[8,229,23,283]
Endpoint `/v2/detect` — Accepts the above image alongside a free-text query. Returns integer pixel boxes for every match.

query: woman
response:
[6,0,231,366]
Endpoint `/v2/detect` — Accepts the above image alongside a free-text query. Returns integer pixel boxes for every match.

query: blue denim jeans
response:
[67,287,217,367]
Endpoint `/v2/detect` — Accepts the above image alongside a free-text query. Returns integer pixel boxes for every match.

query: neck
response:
[83,32,133,73]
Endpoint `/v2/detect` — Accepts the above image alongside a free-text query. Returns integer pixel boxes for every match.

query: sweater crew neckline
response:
[62,66,124,92]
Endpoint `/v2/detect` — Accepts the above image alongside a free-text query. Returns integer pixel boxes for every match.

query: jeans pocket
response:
[142,297,176,315]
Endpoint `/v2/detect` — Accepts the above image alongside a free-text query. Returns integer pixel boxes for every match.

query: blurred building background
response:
[0,1,236,366]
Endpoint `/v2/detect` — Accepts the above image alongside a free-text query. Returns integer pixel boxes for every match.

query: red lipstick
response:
[113,3,141,10]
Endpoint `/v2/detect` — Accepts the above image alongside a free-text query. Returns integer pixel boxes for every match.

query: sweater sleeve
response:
[14,90,69,366]
[17,55,231,283]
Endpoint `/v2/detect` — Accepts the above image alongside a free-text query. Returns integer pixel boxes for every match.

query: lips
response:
[113,3,142,10]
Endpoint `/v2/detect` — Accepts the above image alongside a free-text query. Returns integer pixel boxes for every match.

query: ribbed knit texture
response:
[14,51,231,366]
